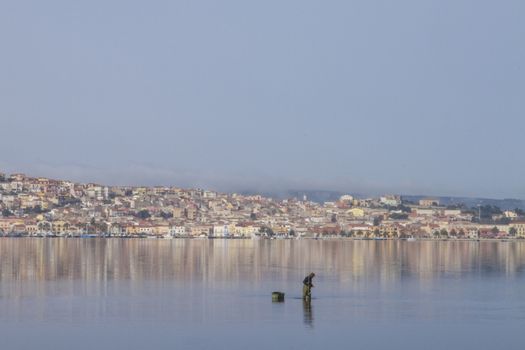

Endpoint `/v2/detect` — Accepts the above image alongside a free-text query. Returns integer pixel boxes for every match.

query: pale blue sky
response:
[1,0,524,198]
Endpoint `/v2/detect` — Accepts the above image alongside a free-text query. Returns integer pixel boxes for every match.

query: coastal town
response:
[1,171,524,240]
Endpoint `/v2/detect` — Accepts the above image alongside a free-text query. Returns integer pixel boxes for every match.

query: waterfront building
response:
[380,195,401,207]
[419,198,440,207]
[509,221,525,238]
[504,211,518,218]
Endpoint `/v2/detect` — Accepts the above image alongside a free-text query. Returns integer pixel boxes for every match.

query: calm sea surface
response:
[1,238,525,350]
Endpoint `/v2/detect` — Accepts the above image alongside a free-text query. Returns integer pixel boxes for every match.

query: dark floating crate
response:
[272,291,285,302]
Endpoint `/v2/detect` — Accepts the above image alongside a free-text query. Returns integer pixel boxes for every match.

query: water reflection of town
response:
[1,239,525,287]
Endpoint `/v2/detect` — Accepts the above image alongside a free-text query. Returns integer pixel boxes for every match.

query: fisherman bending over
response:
[303,272,315,301]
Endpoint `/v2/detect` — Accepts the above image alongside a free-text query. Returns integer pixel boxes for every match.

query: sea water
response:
[0,238,524,350]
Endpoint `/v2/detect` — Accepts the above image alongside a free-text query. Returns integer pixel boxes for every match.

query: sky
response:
[0,0,524,199]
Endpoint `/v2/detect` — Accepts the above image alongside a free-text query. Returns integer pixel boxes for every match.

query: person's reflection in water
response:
[303,300,314,328]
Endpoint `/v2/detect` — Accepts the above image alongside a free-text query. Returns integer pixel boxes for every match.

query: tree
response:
[447,203,465,210]
[440,229,448,238]
[250,212,257,220]
[259,226,274,237]
[373,217,382,226]
[1,209,13,217]
[136,210,151,219]
[160,211,173,219]
[331,213,337,223]
[509,227,517,236]
[23,205,47,214]
[450,229,458,237]
[491,226,499,235]
[390,213,408,220]
[397,205,412,213]
[474,205,502,222]
[96,222,109,235]
[496,217,511,225]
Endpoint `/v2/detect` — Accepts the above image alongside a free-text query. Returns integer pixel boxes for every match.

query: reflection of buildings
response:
[1,239,525,294]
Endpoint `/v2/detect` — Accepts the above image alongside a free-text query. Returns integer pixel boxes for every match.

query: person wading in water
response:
[302,272,315,301]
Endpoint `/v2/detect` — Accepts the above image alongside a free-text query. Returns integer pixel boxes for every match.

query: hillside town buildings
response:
[1,171,524,240]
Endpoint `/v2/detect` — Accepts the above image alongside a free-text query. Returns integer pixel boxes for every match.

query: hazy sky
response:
[1,0,524,198]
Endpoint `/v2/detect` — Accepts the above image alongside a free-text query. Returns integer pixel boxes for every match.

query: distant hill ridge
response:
[241,189,525,211]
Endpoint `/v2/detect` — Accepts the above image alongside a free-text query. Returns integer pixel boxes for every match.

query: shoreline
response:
[0,235,521,242]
